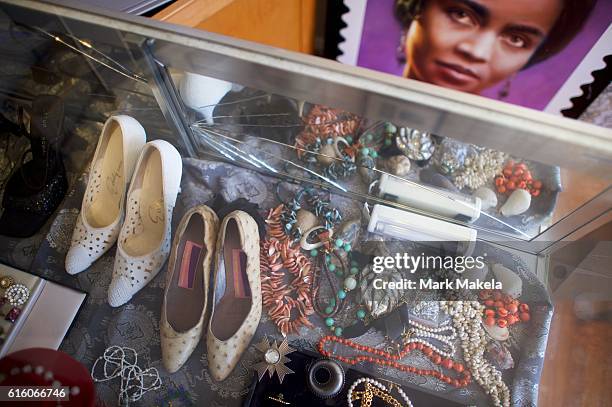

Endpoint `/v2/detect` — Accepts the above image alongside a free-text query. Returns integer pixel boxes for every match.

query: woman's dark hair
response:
[395,0,597,66]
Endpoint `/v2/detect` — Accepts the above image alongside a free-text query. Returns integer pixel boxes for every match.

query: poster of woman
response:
[339,0,611,114]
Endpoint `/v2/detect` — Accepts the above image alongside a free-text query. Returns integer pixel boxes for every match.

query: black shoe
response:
[0,95,68,238]
[30,37,90,85]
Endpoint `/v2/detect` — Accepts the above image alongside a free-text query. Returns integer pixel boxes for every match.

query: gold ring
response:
[0,276,15,290]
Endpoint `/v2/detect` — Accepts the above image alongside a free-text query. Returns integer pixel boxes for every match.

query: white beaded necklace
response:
[441,300,510,407]
[91,346,161,405]
[403,320,457,358]
[347,377,413,407]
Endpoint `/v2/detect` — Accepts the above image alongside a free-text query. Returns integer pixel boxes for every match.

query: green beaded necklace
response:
[320,255,369,337]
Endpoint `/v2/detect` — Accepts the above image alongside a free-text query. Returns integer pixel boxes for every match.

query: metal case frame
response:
[3,0,611,257]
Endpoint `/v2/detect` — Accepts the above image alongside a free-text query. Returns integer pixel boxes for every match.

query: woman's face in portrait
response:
[404,0,563,94]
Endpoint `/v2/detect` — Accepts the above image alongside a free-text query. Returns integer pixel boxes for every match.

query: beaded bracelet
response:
[300,136,358,180]
[277,185,342,236]
[294,106,394,183]
[294,105,361,181]
[479,289,530,328]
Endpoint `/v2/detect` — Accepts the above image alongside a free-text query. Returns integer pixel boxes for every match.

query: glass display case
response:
[0,1,610,406]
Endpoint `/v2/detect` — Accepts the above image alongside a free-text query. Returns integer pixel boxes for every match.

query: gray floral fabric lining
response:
[1,155,552,406]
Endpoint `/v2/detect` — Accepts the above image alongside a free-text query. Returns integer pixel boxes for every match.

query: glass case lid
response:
[2,0,610,248]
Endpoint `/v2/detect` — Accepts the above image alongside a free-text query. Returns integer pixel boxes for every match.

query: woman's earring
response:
[498,75,515,99]
[396,30,407,63]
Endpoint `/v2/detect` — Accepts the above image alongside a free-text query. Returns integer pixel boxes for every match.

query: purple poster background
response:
[356,0,611,111]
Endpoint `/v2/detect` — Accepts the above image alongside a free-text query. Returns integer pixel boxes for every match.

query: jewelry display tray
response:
[210,91,563,240]
[0,1,609,407]
[0,264,86,358]
[0,265,43,356]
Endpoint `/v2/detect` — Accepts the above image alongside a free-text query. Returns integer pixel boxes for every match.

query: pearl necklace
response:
[348,377,413,407]
[91,346,161,404]
[441,300,510,407]
[403,320,456,358]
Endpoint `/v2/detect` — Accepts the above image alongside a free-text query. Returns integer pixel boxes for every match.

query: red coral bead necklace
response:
[317,335,471,387]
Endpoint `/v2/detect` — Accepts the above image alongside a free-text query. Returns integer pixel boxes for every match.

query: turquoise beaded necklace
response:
[276,184,360,336]
[321,255,369,337]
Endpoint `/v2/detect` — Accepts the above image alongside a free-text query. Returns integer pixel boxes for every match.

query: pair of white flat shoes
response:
[65,115,182,307]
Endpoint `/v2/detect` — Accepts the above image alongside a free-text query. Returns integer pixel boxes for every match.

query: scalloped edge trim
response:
[561,55,610,119]
[336,0,368,65]
[544,24,612,115]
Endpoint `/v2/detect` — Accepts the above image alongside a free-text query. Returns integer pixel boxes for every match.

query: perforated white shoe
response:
[65,115,146,275]
[108,140,182,307]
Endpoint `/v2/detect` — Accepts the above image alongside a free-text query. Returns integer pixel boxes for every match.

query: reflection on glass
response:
[0,7,172,241]
[169,70,611,242]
